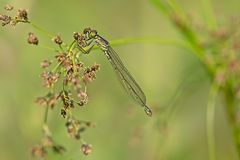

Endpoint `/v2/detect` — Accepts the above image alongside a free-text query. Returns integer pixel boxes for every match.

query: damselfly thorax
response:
[94,35,109,51]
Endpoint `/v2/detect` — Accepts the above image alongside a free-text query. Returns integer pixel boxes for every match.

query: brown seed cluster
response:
[36,92,60,109]
[81,144,92,155]
[83,64,100,83]
[53,35,63,45]
[18,9,28,21]
[40,71,60,88]
[0,14,11,26]
[65,117,95,140]
[40,60,52,68]
[4,4,13,11]
[32,136,65,158]
[0,5,29,26]
[28,32,39,45]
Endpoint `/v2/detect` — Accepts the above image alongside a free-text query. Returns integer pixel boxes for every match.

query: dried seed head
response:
[81,144,92,155]
[41,137,54,148]
[52,145,66,154]
[91,63,100,71]
[0,14,11,26]
[61,108,67,118]
[4,4,14,11]
[40,60,52,68]
[65,118,93,139]
[18,9,28,20]
[53,35,63,45]
[32,145,47,158]
[55,52,67,62]
[36,97,47,106]
[28,32,39,45]
[73,32,88,47]
[86,122,96,128]
[73,32,80,40]
[40,71,59,88]
[48,93,60,108]
[77,91,88,104]
[36,93,60,109]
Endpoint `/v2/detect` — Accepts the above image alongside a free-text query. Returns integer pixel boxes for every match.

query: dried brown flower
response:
[53,35,63,45]
[36,93,60,108]
[28,32,39,45]
[36,97,47,106]
[83,64,100,83]
[40,71,60,88]
[65,118,92,139]
[77,90,88,105]
[52,145,66,154]
[41,60,52,68]
[81,144,92,155]
[0,14,11,26]
[32,145,47,158]
[4,4,13,11]
[41,136,54,148]
[18,9,28,21]
[55,52,67,62]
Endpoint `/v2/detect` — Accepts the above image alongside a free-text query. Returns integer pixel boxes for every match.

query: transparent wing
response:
[104,46,152,116]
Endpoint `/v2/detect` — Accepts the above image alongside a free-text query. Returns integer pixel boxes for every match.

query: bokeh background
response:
[0,0,240,160]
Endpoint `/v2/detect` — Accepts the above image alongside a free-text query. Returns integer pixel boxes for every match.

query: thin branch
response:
[207,81,219,160]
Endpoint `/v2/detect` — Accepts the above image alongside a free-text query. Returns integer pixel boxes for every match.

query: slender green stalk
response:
[28,21,54,38]
[68,41,77,74]
[223,84,240,158]
[110,37,187,47]
[44,105,49,124]
[207,81,219,160]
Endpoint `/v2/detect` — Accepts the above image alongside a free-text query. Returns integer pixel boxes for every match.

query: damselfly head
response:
[83,28,98,39]
[83,27,91,34]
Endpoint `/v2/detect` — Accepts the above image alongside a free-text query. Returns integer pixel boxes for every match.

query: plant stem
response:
[68,41,77,74]
[224,84,240,158]
[44,105,49,124]
[207,81,219,160]
[109,37,189,49]
[28,21,54,38]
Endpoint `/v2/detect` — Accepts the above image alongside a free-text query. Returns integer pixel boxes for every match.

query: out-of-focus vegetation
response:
[0,0,240,160]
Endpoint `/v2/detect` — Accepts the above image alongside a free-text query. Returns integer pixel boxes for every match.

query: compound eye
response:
[83,27,91,34]
[90,30,97,38]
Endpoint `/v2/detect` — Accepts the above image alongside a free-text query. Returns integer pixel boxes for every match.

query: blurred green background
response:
[0,0,240,159]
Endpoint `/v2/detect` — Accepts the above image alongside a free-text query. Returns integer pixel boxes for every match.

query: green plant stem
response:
[207,81,219,160]
[224,84,240,158]
[68,41,77,74]
[44,105,49,124]
[28,21,54,38]
[109,37,189,49]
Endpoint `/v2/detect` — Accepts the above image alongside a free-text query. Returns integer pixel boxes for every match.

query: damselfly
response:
[74,28,152,116]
